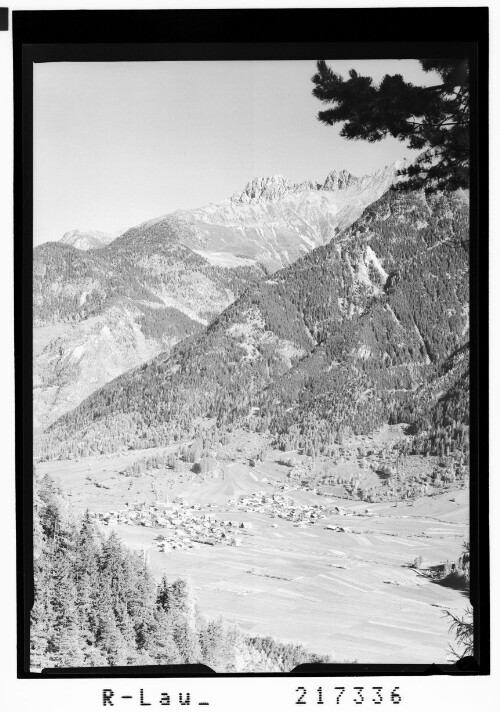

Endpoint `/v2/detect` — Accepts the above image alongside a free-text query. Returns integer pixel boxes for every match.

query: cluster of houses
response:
[90,486,379,551]
[91,501,252,551]
[224,491,335,525]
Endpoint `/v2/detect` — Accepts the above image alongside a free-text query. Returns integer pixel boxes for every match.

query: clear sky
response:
[33,59,439,246]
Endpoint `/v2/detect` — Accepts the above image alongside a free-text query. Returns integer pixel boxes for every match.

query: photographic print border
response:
[14,7,489,679]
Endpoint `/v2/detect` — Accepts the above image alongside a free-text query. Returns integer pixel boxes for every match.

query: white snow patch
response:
[356,258,372,287]
[357,344,372,360]
[385,304,402,326]
[356,246,388,292]
[71,345,86,360]
[413,323,431,365]
[365,245,389,282]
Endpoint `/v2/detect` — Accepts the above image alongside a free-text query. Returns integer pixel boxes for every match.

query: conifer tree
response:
[312,59,469,190]
[199,617,239,670]
[74,512,101,646]
[157,578,201,663]
[147,608,182,664]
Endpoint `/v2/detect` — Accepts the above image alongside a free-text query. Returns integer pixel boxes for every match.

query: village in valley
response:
[92,501,251,551]
[38,423,469,663]
[91,490,364,553]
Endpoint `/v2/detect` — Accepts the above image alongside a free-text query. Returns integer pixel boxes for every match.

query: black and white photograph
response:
[10,8,490,693]
[29,53,474,672]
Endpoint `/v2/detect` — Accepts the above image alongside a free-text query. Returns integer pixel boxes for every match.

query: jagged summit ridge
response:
[232,163,399,204]
[232,170,356,203]
[321,169,358,191]
[234,175,299,203]
[124,160,403,272]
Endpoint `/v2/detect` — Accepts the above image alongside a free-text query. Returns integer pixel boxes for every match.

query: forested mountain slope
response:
[34,229,264,429]
[40,187,469,460]
[34,166,400,429]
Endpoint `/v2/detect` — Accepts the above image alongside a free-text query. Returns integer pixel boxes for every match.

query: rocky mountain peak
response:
[232,165,393,205]
[322,169,359,192]
[233,174,299,203]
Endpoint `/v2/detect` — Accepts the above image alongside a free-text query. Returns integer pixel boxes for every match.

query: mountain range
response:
[34,165,400,430]
[124,164,401,272]
[39,184,469,463]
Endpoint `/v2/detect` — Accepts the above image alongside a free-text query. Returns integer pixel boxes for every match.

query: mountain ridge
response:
[54,164,402,255]
[34,163,405,429]
[33,236,264,430]
[124,162,403,272]
[39,187,469,462]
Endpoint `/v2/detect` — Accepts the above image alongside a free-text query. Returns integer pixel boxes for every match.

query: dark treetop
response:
[312,59,469,191]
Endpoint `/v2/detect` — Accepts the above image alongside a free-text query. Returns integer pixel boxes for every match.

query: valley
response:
[33,172,471,667]
[37,427,469,664]
[29,53,476,674]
